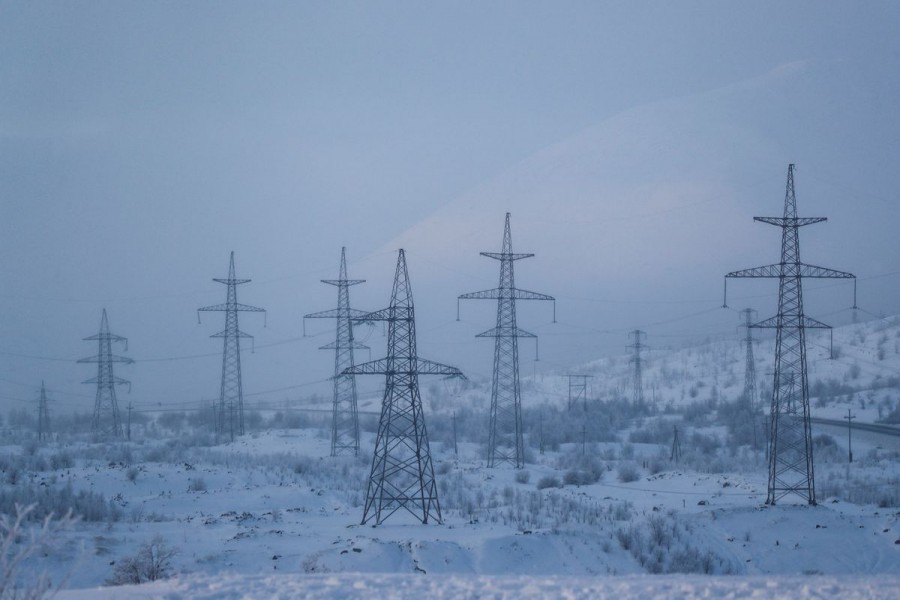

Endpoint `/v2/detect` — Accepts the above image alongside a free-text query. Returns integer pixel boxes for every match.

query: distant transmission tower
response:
[304,247,367,457]
[670,425,682,463]
[725,164,856,505]
[627,330,648,408]
[345,250,463,525]
[79,309,133,439]
[198,252,266,443]
[458,213,555,468]
[567,374,593,411]
[36,381,51,441]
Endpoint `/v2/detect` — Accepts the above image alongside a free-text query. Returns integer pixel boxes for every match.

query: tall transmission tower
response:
[198,252,266,443]
[567,374,593,411]
[627,330,648,408]
[740,308,758,413]
[344,249,463,525]
[724,164,856,505]
[458,213,555,468]
[304,247,368,457]
[36,381,51,441]
[79,309,132,439]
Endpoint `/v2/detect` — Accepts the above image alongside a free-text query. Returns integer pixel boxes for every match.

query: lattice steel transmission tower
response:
[724,164,856,505]
[567,374,593,411]
[79,309,132,439]
[36,381,51,441]
[627,330,648,408]
[344,250,463,525]
[304,247,367,457]
[198,252,266,443]
[458,213,555,468]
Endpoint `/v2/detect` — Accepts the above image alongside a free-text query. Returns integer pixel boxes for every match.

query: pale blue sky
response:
[2,2,898,415]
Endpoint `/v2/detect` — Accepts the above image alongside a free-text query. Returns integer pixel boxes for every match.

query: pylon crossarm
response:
[83,333,127,342]
[512,288,555,302]
[342,358,390,375]
[798,263,855,279]
[416,358,464,377]
[321,278,365,286]
[480,251,534,261]
[751,315,834,329]
[199,302,264,313]
[304,308,369,319]
[319,340,369,351]
[726,263,782,278]
[212,277,251,285]
[351,306,408,322]
[459,288,502,301]
[476,326,536,338]
[754,216,827,227]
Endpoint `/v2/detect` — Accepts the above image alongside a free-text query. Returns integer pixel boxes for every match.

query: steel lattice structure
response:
[79,309,132,439]
[37,381,51,441]
[458,213,555,468]
[627,330,648,407]
[198,252,266,443]
[725,164,856,505]
[304,247,367,457]
[344,249,463,525]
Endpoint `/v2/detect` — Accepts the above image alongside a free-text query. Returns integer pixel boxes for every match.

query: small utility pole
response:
[452,411,458,457]
[844,408,856,463]
[581,424,586,456]
[126,402,133,441]
[539,410,544,455]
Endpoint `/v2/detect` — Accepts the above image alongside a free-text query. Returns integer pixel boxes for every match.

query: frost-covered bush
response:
[106,536,178,585]
[0,504,78,600]
[535,476,561,490]
[0,482,121,523]
[812,434,841,463]
[617,462,640,483]
[514,471,530,484]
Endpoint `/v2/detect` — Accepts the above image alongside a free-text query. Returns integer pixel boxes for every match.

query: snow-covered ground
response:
[3,316,899,598]
[57,572,900,600]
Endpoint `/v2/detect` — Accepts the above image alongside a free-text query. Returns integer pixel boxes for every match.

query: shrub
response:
[106,536,178,585]
[0,504,78,599]
[535,476,561,490]
[514,471,531,484]
[188,478,207,493]
[617,462,640,483]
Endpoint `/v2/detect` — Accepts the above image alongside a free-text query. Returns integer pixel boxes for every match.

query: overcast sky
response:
[2,2,899,417]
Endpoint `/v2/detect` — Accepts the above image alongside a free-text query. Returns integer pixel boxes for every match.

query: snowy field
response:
[2,317,899,598]
[56,573,900,600]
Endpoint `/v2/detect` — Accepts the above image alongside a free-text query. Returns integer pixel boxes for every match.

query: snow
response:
[56,573,900,600]
[5,317,899,598]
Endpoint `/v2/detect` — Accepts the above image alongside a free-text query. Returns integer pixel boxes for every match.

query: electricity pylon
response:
[304,247,367,457]
[627,330,648,408]
[198,252,266,443]
[458,213,555,468]
[79,309,132,439]
[344,249,463,525]
[567,374,593,411]
[724,164,856,505]
[36,381,51,441]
